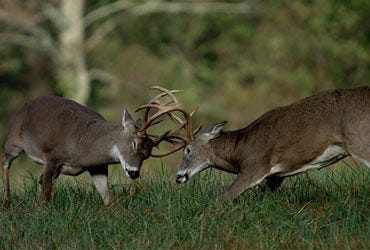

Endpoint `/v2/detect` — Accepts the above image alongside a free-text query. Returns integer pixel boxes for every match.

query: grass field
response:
[0,162,369,249]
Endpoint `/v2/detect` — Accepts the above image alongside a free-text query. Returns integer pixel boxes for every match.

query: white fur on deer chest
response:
[28,155,45,165]
[270,145,348,177]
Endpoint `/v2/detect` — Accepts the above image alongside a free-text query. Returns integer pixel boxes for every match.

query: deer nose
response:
[176,173,188,184]
[127,170,139,179]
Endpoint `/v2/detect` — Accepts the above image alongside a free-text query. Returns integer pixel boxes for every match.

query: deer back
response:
[6,96,154,170]
[11,96,107,156]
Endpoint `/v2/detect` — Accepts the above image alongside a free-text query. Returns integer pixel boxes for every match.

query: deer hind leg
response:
[88,165,112,206]
[221,168,268,202]
[40,161,58,203]
[3,146,23,209]
[3,155,13,209]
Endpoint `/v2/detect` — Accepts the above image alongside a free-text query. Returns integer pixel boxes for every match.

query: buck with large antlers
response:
[2,86,193,208]
[176,86,370,202]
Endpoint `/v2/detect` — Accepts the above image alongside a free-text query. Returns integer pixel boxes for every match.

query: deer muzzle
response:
[175,172,189,183]
[127,170,140,179]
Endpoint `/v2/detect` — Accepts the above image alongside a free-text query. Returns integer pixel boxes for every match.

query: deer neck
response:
[210,130,253,172]
[80,120,124,165]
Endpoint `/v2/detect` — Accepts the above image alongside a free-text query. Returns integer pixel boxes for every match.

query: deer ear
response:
[122,109,135,129]
[203,121,227,140]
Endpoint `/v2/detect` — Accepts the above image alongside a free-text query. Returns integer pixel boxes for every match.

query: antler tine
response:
[164,134,188,144]
[150,86,181,105]
[136,86,195,157]
[168,106,198,131]
[193,124,203,135]
[136,86,182,126]
[152,130,171,146]
[139,106,185,132]
[150,133,188,157]
[168,106,197,127]
[168,113,185,125]
[148,92,168,105]
[138,86,190,134]
[154,90,181,104]
[142,108,150,124]
[166,106,198,137]
[167,117,187,136]
[190,106,199,117]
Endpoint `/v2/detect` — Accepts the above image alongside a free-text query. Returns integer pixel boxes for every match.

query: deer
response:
[175,86,370,202]
[2,86,194,208]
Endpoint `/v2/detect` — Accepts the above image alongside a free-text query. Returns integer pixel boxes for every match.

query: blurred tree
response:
[0,0,257,104]
[1,0,369,136]
[0,0,90,103]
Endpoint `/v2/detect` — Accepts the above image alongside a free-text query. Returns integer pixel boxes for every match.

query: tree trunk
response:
[57,0,90,104]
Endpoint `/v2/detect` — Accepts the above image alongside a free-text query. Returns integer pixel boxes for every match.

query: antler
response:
[136,86,198,157]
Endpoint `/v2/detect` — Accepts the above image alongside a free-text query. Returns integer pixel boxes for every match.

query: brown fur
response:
[2,96,154,208]
[176,86,370,201]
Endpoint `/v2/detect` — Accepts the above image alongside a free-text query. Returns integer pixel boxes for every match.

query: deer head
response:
[110,109,154,179]
[118,86,199,179]
[176,121,227,183]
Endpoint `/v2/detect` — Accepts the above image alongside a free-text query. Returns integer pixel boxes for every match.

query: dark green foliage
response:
[1,0,369,140]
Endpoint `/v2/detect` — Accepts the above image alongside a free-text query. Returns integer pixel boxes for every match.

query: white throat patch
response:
[189,162,211,178]
[110,145,139,176]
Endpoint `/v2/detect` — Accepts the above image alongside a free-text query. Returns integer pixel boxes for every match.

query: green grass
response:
[1,164,369,249]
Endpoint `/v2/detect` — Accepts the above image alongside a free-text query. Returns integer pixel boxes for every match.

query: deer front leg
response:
[221,169,268,202]
[41,162,57,203]
[3,150,22,209]
[2,156,11,209]
[88,165,112,206]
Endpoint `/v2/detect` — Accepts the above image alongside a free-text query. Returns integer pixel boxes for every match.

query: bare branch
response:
[0,33,36,47]
[85,19,116,51]
[0,58,21,72]
[42,3,64,31]
[0,10,57,55]
[83,1,132,28]
[83,1,258,28]
[131,1,259,16]
[0,8,43,24]
[0,33,45,51]
[89,68,120,85]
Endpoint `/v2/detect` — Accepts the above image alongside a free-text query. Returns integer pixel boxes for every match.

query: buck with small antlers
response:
[2,86,193,208]
[175,86,370,201]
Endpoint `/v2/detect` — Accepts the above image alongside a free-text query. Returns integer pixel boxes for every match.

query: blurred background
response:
[1,0,369,183]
